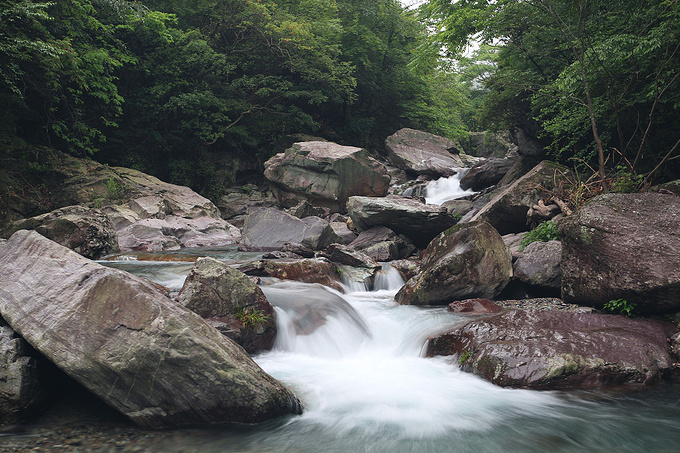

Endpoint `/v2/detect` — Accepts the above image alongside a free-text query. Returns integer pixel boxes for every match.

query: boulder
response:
[236,258,342,291]
[0,230,301,429]
[509,127,544,157]
[426,309,679,389]
[263,141,390,211]
[215,185,278,228]
[460,131,515,158]
[459,158,516,191]
[348,226,417,262]
[241,208,342,251]
[0,317,47,423]
[329,221,357,244]
[470,161,570,234]
[395,221,512,306]
[384,128,465,177]
[321,244,381,270]
[559,192,680,313]
[346,195,459,248]
[176,257,276,353]
[448,299,502,315]
[513,240,562,291]
[286,200,331,220]
[2,205,119,259]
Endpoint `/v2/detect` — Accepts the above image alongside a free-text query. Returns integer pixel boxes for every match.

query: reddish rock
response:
[448,299,502,315]
[427,309,679,389]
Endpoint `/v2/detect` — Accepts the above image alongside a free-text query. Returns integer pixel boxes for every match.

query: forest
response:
[1,0,678,199]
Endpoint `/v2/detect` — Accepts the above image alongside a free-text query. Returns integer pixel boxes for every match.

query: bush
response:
[519,220,559,251]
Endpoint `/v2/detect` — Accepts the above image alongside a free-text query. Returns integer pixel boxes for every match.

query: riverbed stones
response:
[0,230,301,429]
[395,221,512,306]
[426,309,679,389]
[176,257,276,353]
[513,240,562,291]
[241,208,341,251]
[1,205,119,259]
[384,128,465,177]
[346,195,459,248]
[264,141,390,211]
[559,192,680,313]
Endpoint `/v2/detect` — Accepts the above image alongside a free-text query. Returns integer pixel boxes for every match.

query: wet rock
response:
[176,257,276,353]
[321,244,381,270]
[346,195,459,248]
[237,257,341,290]
[241,208,342,251]
[513,240,562,291]
[348,226,417,261]
[329,221,357,244]
[2,205,119,259]
[471,161,571,234]
[426,309,679,389]
[0,230,301,429]
[395,221,512,306]
[459,158,516,191]
[559,192,680,313]
[384,128,465,177]
[448,299,502,315]
[264,141,390,211]
[0,317,47,423]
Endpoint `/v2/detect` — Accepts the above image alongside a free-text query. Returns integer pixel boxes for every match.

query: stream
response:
[6,174,680,452]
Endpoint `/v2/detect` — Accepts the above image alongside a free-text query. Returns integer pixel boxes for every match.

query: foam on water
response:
[425,170,475,205]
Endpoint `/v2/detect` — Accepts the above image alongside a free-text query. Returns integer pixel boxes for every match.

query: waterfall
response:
[424,171,475,205]
[373,263,406,291]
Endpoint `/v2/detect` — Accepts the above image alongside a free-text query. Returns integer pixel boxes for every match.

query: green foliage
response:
[235,307,271,330]
[519,220,559,251]
[603,299,637,317]
[458,350,472,366]
[610,167,646,194]
[103,176,124,199]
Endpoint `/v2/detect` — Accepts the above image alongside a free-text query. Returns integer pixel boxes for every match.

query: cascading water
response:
[91,251,680,452]
[425,170,475,205]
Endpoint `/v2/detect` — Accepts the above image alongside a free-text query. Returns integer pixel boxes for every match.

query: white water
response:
[425,171,475,205]
[99,250,680,452]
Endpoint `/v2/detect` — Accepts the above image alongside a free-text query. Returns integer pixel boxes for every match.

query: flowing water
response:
[424,171,476,205]
[95,258,680,452]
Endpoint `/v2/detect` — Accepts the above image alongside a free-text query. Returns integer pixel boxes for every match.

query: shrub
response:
[519,220,559,251]
[603,298,637,317]
[235,308,271,329]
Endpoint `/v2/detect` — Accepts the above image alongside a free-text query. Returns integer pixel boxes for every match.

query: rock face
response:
[346,195,459,248]
[264,141,390,211]
[176,257,276,353]
[426,309,678,389]
[471,161,570,234]
[559,193,680,313]
[241,208,341,251]
[513,240,562,291]
[459,158,516,191]
[237,258,341,290]
[0,230,301,429]
[101,168,241,251]
[395,221,512,306]
[460,131,515,158]
[348,226,417,261]
[2,205,119,259]
[0,317,47,423]
[384,128,464,177]
[448,299,502,315]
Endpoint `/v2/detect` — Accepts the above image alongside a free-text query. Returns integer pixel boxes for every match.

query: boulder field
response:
[0,230,301,429]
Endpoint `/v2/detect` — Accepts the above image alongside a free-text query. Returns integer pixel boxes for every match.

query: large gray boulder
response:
[459,158,516,191]
[559,192,680,313]
[0,317,47,423]
[471,161,571,234]
[395,221,512,306]
[264,141,390,211]
[241,208,342,251]
[346,195,459,248]
[176,257,277,353]
[384,128,465,177]
[348,226,417,261]
[0,230,301,429]
[513,240,562,291]
[426,309,678,389]
[2,205,119,259]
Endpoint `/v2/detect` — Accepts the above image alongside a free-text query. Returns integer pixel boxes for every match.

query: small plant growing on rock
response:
[458,350,472,366]
[603,298,637,317]
[235,308,271,329]
[104,177,125,200]
[519,220,559,251]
